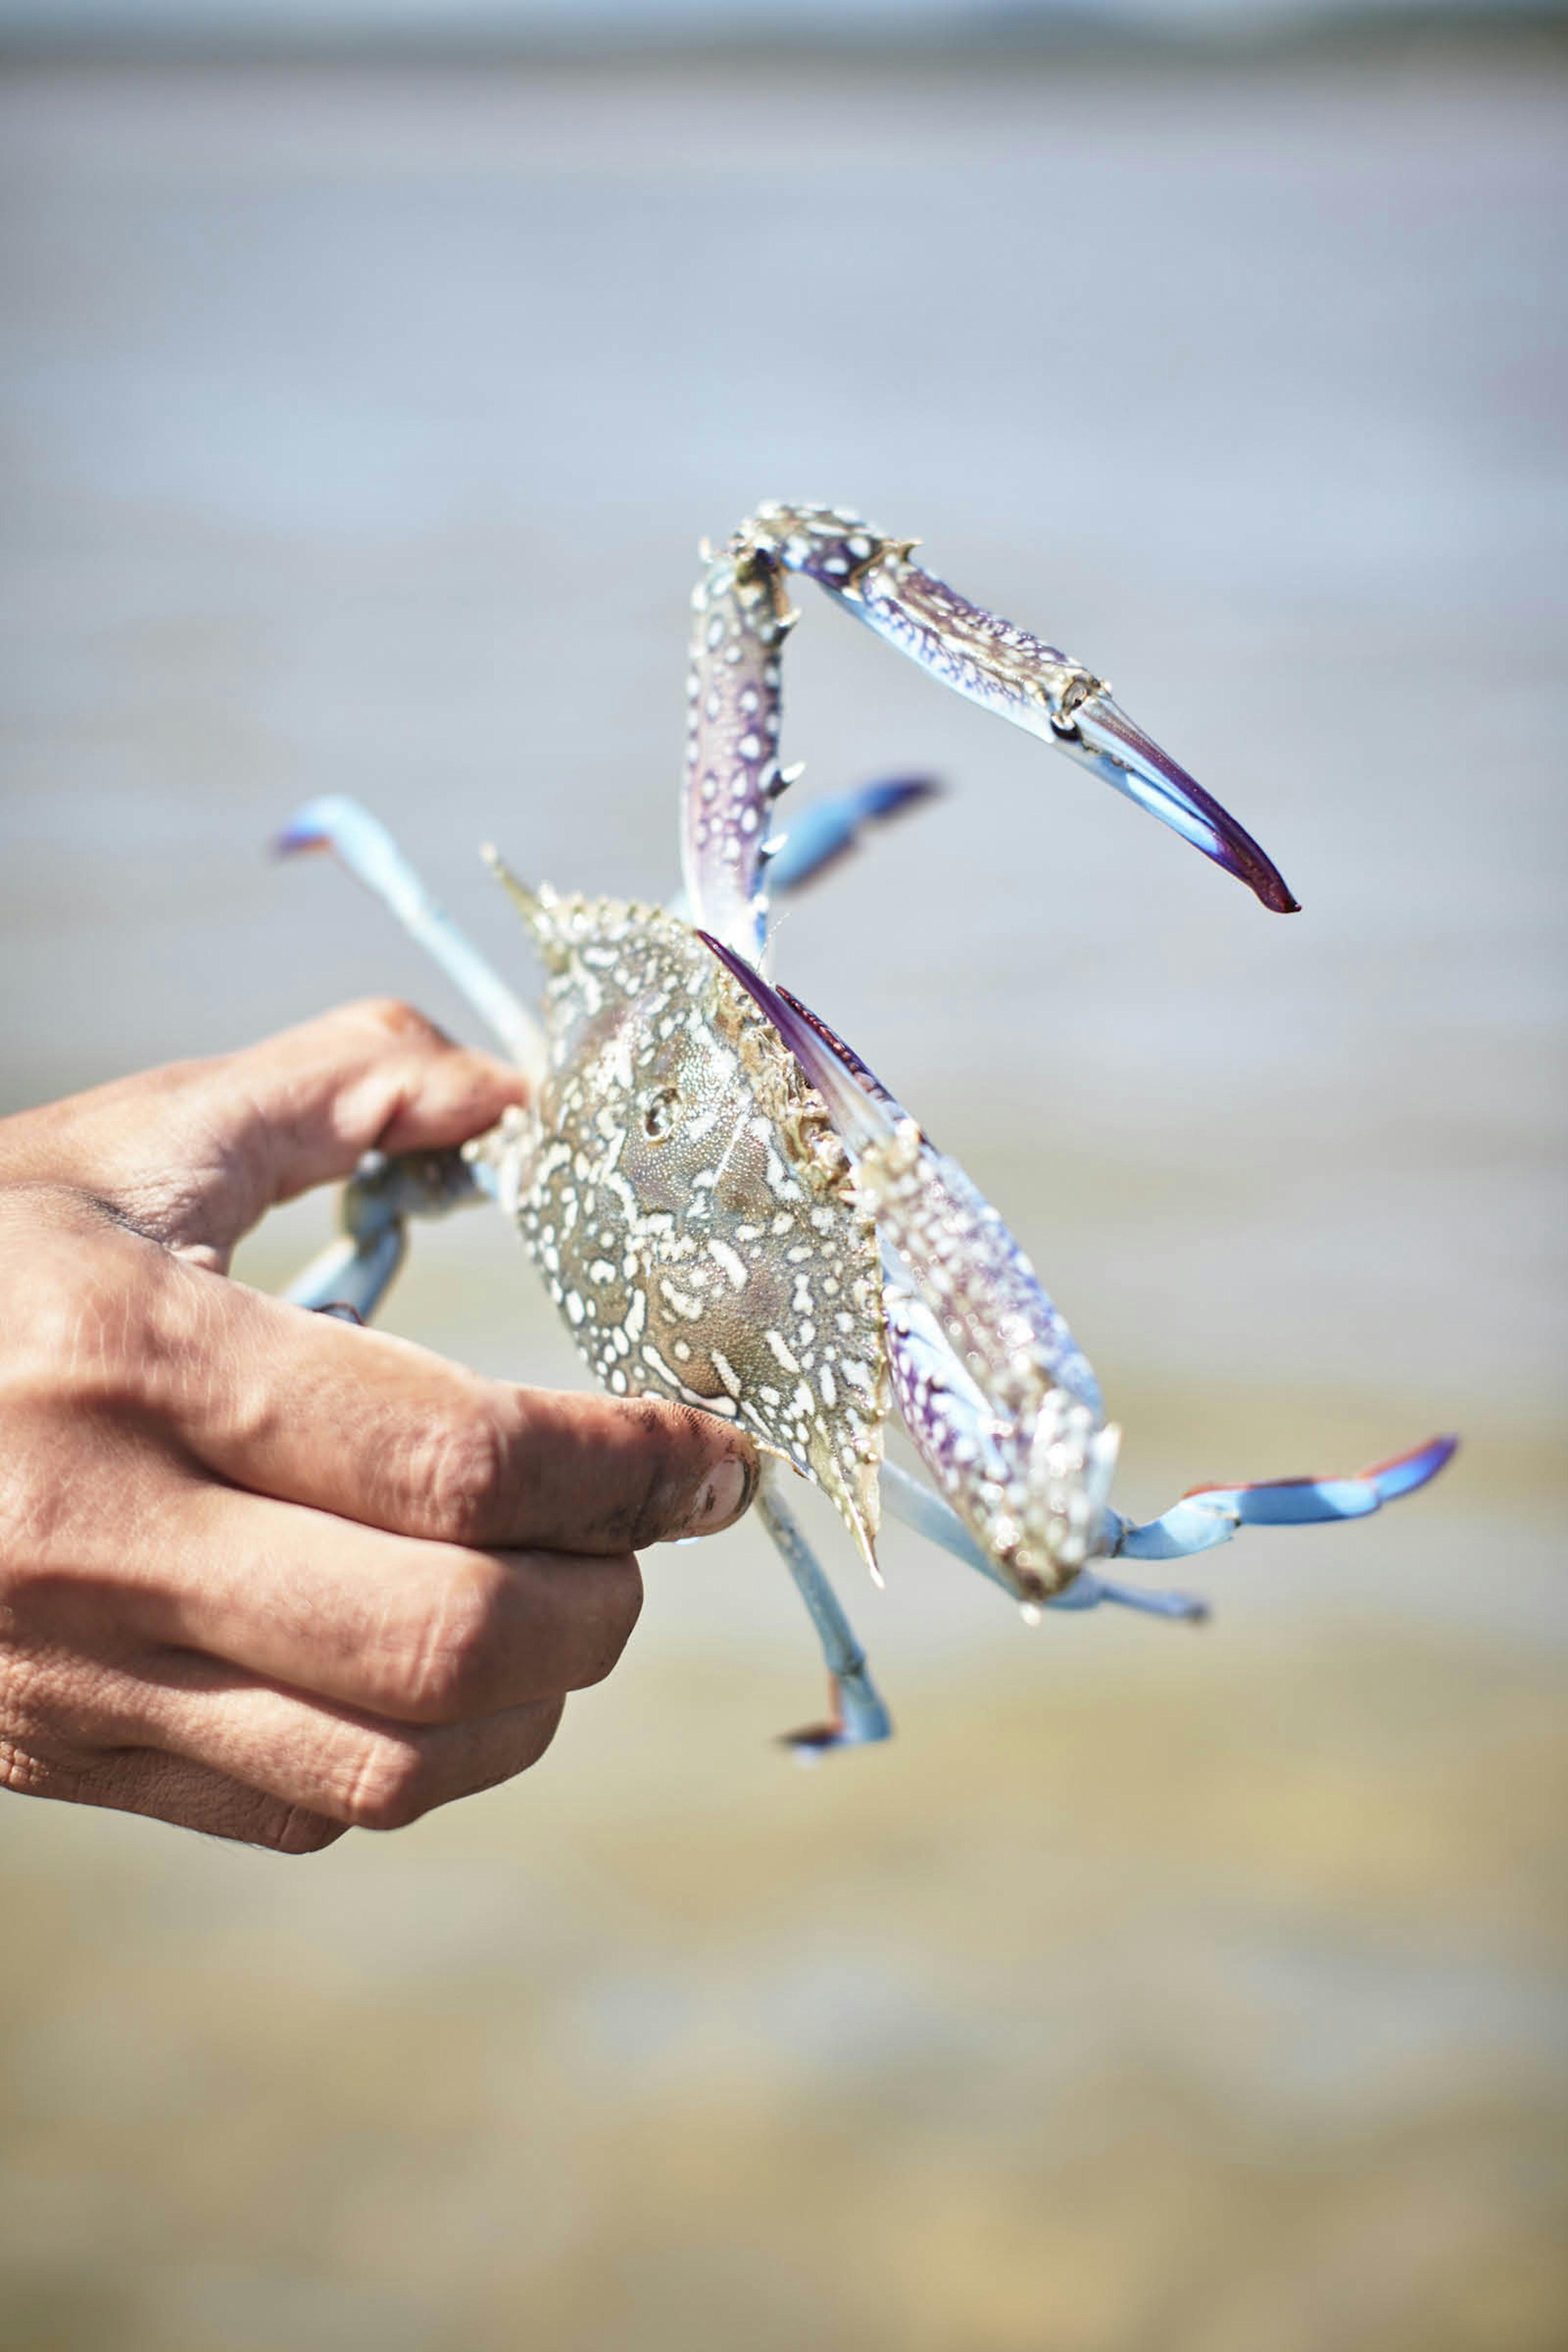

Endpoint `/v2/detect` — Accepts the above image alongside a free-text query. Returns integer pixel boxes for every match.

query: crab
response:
[278,503,1455,1751]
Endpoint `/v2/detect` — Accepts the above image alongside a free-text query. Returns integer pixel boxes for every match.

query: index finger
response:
[1,999,526,1262]
[146,1240,759,1552]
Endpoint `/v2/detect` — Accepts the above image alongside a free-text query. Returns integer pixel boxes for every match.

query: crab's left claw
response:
[744,506,1299,914]
[1108,1433,1459,1561]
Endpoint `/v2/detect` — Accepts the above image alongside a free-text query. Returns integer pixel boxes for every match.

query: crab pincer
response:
[739,503,1299,915]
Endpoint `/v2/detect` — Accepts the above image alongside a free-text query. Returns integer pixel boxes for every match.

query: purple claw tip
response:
[1204,813,1298,913]
[273,821,327,860]
[1361,1431,1459,1501]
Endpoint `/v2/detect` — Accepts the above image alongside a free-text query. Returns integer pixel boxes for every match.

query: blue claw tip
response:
[855,774,941,820]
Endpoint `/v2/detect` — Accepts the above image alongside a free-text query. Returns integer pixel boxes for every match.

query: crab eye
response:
[641,1086,680,1142]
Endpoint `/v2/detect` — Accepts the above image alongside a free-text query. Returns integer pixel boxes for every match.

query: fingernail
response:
[680,1452,754,1538]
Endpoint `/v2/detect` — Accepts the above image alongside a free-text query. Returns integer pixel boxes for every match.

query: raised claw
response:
[742,503,1298,914]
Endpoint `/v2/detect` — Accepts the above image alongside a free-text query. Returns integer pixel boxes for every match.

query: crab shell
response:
[483,888,889,1569]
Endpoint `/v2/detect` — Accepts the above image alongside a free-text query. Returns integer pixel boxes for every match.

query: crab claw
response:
[739,506,1299,913]
[705,932,1109,1596]
[699,930,899,1158]
[1059,690,1299,914]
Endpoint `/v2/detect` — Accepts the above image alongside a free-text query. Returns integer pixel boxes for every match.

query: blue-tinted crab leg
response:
[878,1461,1207,1621]
[756,1463,893,1754]
[740,504,1297,914]
[1106,1433,1459,1562]
[276,795,547,1084]
[762,775,940,897]
[284,1145,487,1322]
[285,1224,407,1321]
[680,537,795,962]
[666,773,940,924]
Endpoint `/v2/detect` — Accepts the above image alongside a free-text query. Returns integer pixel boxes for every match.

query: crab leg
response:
[277,796,548,1084]
[1104,1433,1459,1562]
[285,1145,490,1322]
[735,503,1298,914]
[756,1463,893,1753]
[667,772,939,928]
[878,1461,1207,1621]
[762,774,940,897]
[702,937,1460,1608]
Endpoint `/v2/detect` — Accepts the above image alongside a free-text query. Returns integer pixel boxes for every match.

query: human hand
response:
[0,1000,756,1852]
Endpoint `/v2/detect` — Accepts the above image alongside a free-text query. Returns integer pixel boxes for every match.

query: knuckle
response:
[413,1408,512,1548]
[0,1734,70,1802]
[341,1733,434,1833]
[0,1224,147,1413]
[388,1559,505,1721]
[345,996,447,1051]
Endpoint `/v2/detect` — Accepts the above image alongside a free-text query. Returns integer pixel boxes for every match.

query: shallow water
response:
[1,51,1565,2351]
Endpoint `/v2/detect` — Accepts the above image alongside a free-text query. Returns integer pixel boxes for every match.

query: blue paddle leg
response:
[1107,1434,1459,1562]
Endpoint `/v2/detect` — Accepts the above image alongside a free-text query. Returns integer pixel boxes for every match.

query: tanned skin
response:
[0,1000,756,1852]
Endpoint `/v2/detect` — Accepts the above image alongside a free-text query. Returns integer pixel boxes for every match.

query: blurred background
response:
[1,3,1565,2347]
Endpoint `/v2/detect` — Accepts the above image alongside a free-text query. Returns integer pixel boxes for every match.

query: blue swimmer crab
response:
[280,503,1455,1751]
